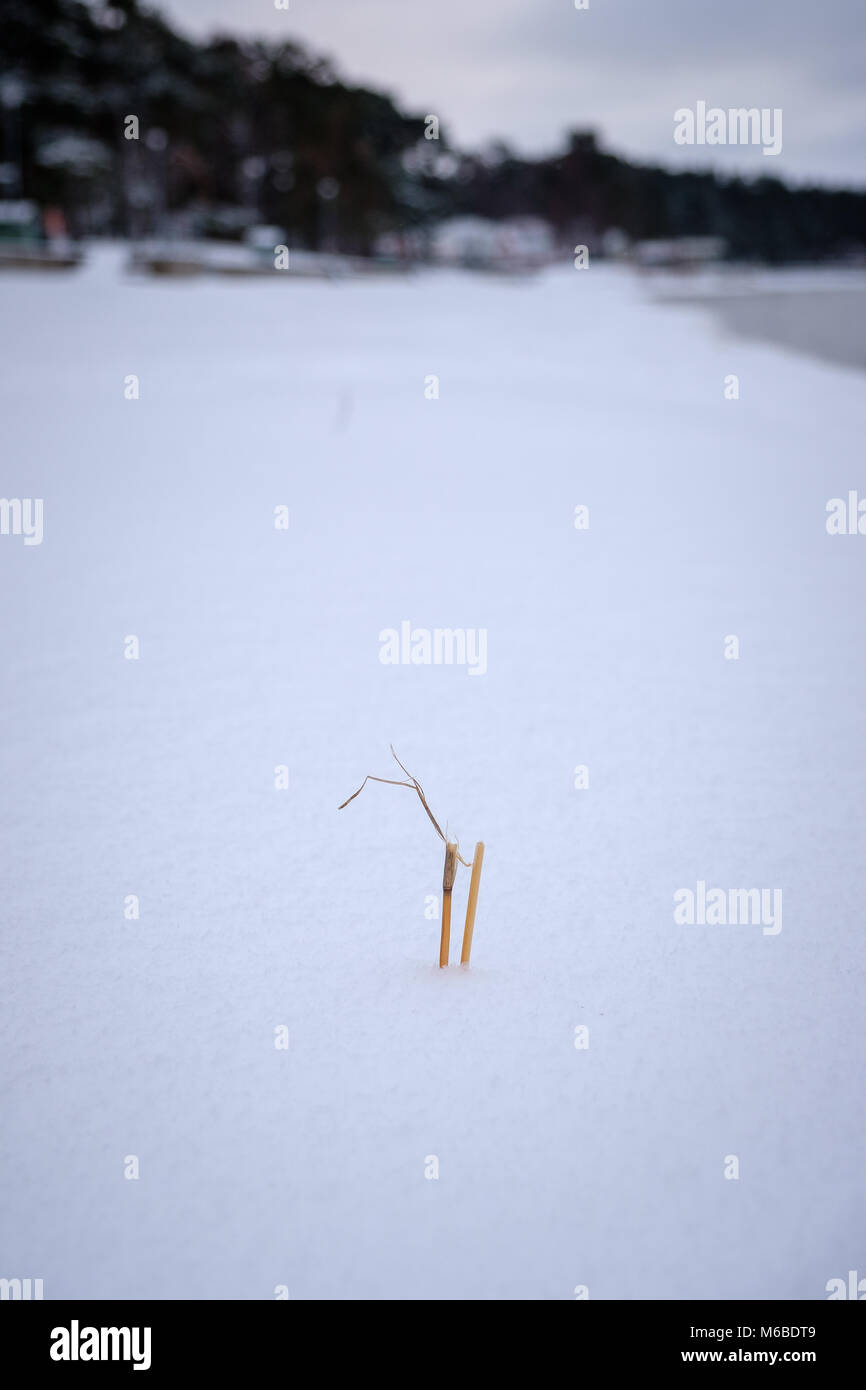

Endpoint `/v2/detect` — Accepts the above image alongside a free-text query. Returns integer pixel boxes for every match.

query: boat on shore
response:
[0,201,83,270]
[128,230,411,280]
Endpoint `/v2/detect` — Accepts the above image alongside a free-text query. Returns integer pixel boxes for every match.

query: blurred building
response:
[633,236,727,270]
[430,215,555,270]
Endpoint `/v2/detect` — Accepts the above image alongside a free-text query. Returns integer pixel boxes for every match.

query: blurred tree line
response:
[1,0,863,261]
[453,132,866,264]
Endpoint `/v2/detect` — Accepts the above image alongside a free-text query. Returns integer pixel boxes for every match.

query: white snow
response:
[1,246,864,1300]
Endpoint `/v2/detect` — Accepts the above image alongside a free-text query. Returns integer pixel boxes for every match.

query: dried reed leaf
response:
[338,746,472,866]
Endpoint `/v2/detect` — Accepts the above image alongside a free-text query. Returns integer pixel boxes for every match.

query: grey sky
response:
[160,0,866,187]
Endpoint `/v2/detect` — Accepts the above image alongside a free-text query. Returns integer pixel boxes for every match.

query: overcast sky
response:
[160,0,866,187]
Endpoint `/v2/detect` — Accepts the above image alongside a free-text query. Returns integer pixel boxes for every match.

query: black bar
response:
[4,1299,862,1376]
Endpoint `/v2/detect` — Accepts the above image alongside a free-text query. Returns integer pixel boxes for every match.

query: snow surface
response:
[1,247,864,1300]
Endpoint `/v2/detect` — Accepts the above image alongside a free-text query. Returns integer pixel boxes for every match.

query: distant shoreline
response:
[669,277,866,372]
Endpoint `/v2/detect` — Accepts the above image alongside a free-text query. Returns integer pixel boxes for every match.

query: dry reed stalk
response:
[440,842,458,968]
[460,842,485,966]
